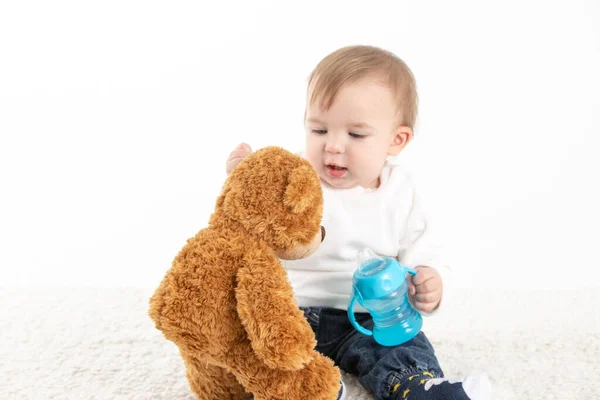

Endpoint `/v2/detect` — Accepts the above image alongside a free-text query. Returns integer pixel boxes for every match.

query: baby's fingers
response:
[226,158,244,174]
[228,149,250,161]
[414,301,437,314]
[226,143,252,174]
[407,277,416,296]
[232,143,252,156]
[412,291,439,304]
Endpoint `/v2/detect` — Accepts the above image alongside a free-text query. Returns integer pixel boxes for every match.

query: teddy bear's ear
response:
[284,165,318,214]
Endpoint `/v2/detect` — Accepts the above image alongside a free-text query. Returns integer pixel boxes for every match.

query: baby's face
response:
[305,77,404,189]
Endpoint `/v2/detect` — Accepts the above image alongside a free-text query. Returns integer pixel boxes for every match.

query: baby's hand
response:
[225,143,252,175]
[407,266,443,314]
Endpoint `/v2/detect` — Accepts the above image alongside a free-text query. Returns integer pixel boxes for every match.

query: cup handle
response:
[403,266,422,314]
[405,266,418,276]
[348,294,373,336]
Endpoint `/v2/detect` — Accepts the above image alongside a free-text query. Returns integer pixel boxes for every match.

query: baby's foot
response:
[423,373,491,399]
[393,371,491,400]
[337,379,347,400]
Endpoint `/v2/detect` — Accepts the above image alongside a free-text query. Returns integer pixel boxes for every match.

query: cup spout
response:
[357,248,386,275]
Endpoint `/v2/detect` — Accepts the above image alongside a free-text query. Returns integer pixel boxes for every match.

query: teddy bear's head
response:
[212,146,325,260]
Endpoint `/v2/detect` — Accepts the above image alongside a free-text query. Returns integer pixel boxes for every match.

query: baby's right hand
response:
[225,143,252,175]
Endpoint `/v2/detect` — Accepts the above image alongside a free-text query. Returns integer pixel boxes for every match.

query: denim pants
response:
[301,307,445,400]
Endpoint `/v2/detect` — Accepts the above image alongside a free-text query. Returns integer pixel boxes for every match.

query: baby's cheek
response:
[304,154,319,169]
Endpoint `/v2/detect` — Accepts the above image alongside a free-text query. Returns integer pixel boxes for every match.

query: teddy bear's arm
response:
[235,253,317,371]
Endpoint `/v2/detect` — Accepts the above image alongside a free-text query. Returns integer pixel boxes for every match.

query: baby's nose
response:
[325,139,345,154]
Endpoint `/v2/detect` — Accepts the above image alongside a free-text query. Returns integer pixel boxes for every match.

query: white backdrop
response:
[1,0,599,290]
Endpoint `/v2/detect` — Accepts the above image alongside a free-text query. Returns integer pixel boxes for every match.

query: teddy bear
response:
[149,146,342,399]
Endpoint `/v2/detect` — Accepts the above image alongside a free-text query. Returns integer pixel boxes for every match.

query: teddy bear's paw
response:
[256,325,316,371]
[249,354,341,400]
[261,342,315,371]
[289,354,343,400]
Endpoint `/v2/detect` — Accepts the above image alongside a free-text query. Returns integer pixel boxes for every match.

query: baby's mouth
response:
[326,164,348,178]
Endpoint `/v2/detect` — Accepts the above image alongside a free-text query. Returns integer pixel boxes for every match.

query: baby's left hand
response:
[407,266,443,314]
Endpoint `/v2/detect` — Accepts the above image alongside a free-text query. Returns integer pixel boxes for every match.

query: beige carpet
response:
[2,288,599,399]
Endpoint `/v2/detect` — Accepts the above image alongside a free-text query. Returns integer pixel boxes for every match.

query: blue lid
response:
[352,250,407,300]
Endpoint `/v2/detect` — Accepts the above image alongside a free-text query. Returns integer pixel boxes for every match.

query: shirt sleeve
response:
[397,183,453,317]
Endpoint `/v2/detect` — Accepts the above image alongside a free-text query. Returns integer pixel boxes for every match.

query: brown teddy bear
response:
[149,146,342,399]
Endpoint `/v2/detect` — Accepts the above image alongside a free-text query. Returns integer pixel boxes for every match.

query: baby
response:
[226,45,490,400]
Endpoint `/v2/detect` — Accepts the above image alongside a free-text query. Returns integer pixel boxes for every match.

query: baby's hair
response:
[308,45,418,129]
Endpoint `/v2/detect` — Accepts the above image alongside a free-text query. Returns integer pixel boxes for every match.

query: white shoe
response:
[460,373,492,400]
[423,373,492,400]
[336,380,346,400]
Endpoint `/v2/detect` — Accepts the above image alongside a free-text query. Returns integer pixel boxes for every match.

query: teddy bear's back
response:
[151,226,251,359]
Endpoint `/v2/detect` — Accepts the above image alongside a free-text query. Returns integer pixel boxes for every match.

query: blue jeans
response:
[301,307,446,400]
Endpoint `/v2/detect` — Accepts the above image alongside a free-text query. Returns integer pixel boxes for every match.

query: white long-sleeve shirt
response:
[282,159,450,314]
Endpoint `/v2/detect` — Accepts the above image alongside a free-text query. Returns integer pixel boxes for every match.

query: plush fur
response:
[149,147,341,400]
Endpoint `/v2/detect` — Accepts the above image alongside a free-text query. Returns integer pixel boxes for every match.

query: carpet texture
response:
[2,288,598,399]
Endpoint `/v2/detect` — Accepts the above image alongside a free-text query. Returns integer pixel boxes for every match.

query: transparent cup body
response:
[359,281,416,328]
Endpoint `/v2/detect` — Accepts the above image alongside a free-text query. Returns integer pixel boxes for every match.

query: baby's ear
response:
[388,126,413,156]
[284,165,319,214]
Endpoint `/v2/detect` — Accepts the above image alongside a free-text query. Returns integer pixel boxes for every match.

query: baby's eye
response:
[312,129,327,135]
[349,132,365,139]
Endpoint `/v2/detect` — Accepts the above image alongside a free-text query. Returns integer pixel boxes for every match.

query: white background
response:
[1,0,598,290]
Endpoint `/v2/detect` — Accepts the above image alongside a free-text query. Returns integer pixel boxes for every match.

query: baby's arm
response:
[235,249,316,371]
[398,185,449,315]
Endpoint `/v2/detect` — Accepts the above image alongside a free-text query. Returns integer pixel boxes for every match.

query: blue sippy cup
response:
[347,248,423,346]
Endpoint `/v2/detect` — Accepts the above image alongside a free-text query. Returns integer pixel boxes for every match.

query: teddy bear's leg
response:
[183,355,252,400]
[237,352,342,400]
